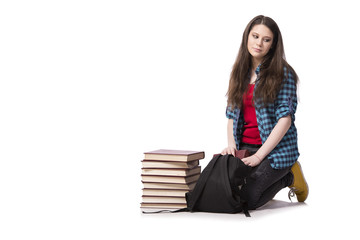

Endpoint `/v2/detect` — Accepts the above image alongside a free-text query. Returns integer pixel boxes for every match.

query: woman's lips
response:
[253,48,262,52]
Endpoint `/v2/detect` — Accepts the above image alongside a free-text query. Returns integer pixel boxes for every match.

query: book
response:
[141,173,200,184]
[144,149,205,162]
[142,181,197,190]
[142,196,186,204]
[142,188,188,197]
[141,166,201,177]
[142,160,199,169]
[140,203,187,209]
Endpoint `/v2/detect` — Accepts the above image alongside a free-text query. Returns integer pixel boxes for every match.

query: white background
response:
[1,0,359,239]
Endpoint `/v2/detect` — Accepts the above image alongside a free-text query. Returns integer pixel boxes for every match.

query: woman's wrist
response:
[227,141,236,149]
[253,154,262,162]
[254,151,265,161]
[228,145,236,149]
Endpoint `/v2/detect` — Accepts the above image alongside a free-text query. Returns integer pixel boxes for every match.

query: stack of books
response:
[141,149,205,212]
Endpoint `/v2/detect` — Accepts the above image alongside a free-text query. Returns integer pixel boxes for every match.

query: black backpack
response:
[185,151,252,217]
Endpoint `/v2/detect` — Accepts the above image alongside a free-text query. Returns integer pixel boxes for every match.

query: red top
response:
[242,84,262,145]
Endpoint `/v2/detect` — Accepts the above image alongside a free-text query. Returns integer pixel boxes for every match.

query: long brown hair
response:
[226,15,298,109]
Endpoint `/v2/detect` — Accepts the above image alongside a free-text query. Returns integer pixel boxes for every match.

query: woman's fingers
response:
[221,147,236,156]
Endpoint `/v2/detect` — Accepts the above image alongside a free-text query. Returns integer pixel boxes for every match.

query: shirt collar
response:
[255,64,261,75]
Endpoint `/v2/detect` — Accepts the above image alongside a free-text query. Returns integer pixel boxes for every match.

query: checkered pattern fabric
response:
[226,66,299,169]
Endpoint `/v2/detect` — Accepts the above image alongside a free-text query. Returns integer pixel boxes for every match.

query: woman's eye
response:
[264,39,271,42]
[253,34,258,39]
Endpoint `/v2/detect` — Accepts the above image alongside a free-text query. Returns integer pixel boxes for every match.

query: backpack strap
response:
[242,202,251,217]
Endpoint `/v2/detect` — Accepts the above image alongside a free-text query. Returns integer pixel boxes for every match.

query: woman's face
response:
[247,24,274,62]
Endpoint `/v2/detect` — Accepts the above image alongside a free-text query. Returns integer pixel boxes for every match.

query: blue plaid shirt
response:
[226,66,299,169]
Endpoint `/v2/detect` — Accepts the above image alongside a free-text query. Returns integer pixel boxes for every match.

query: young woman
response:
[221,15,308,210]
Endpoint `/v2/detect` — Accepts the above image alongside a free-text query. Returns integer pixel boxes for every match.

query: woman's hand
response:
[221,146,236,156]
[241,154,262,167]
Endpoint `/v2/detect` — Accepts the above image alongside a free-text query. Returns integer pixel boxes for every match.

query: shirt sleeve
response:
[225,106,237,120]
[275,69,298,121]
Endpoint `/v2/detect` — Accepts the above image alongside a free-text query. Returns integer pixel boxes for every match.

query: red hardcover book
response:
[213,149,250,159]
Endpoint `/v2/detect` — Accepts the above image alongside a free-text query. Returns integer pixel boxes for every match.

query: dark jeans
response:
[238,143,294,210]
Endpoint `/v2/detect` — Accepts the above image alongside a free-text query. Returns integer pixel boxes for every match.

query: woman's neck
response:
[251,58,262,72]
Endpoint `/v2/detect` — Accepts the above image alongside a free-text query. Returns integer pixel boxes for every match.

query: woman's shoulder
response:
[283,63,298,85]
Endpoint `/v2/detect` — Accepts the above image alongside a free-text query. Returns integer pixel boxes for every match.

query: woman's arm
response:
[241,115,292,167]
[221,119,237,156]
[256,115,291,160]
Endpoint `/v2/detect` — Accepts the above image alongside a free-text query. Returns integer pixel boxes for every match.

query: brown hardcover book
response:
[141,173,200,184]
[142,160,199,169]
[144,149,205,162]
[142,181,197,190]
[142,188,188,197]
[141,196,186,204]
[140,202,187,209]
[141,166,201,177]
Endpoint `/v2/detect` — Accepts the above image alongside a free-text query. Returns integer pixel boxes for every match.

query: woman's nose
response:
[256,39,262,47]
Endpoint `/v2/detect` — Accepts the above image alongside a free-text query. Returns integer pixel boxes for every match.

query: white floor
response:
[135,190,357,240]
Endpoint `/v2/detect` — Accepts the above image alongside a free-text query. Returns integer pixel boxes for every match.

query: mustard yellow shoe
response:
[288,161,309,202]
